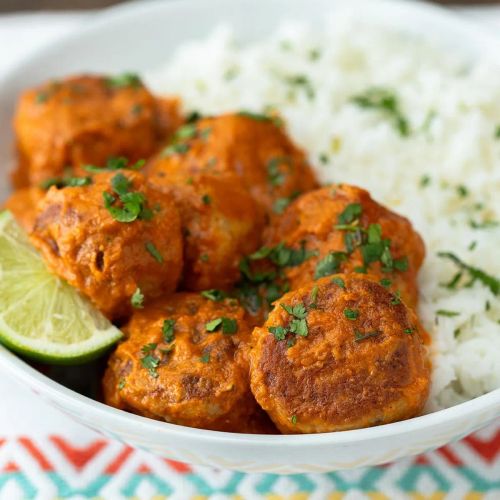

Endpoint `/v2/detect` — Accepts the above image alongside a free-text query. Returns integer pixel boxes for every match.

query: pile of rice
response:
[145,15,500,410]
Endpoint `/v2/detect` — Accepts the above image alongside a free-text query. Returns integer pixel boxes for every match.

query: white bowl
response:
[1,0,500,474]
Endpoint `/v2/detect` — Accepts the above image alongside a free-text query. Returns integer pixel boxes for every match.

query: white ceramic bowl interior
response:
[0,0,499,474]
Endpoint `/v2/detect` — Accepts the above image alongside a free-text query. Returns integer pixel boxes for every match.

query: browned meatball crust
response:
[103,293,274,433]
[13,74,181,188]
[250,275,430,434]
[263,184,425,309]
[146,114,318,216]
[29,170,183,320]
[147,167,265,291]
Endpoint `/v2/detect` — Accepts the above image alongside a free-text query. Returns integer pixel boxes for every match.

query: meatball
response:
[148,165,265,291]
[29,170,183,319]
[262,184,425,309]
[250,275,430,434]
[103,293,274,433]
[147,113,318,216]
[13,74,181,188]
[4,187,45,232]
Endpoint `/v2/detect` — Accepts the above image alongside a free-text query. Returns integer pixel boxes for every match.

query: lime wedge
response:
[0,211,122,364]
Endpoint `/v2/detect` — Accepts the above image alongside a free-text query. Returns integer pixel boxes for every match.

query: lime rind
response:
[0,211,122,364]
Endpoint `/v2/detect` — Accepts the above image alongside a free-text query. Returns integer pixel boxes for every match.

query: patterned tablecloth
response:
[0,6,500,500]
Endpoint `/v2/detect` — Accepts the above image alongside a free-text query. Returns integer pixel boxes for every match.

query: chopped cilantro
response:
[309,285,319,308]
[469,220,499,230]
[420,175,431,188]
[103,173,151,223]
[457,185,469,198]
[436,310,460,318]
[380,278,392,288]
[331,277,346,289]
[140,343,159,378]
[162,319,176,343]
[40,176,92,190]
[205,318,222,332]
[238,110,272,122]
[201,289,227,302]
[314,252,348,279]
[35,92,49,104]
[404,328,415,335]
[145,242,163,263]
[338,203,362,225]
[269,325,287,341]
[438,251,499,296]
[344,308,359,320]
[174,123,198,141]
[267,157,289,186]
[105,73,142,89]
[272,191,300,214]
[351,87,410,137]
[131,288,144,309]
[319,153,329,165]
[118,378,126,390]
[200,254,209,262]
[200,353,211,364]
[161,143,190,157]
[354,330,380,343]
[205,317,238,334]
[291,415,298,424]
[285,74,315,100]
[202,194,212,205]
[84,156,145,173]
[390,291,402,305]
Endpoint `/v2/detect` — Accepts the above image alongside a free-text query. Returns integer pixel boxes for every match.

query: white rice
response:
[145,15,500,410]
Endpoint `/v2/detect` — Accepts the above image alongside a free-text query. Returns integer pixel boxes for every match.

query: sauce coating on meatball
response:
[13,74,181,188]
[250,274,430,434]
[103,293,275,433]
[263,184,425,309]
[29,170,183,320]
[147,114,318,217]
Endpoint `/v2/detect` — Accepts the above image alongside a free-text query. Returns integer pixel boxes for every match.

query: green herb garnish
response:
[338,203,362,225]
[140,343,160,378]
[131,288,144,309]
[84,157,145,173]
[314,252,348,279]
[205,317,238,334]
[145,242,163,263]
[105,73,142,89]
[200,353,211,364]
[436,310,460,318]
[344,309,359,320]
[103,173,151,223]
[331,277,346,289]
[162,319,176,343]
[201,289,227,302]
[438,252,500,296]
[354,330,380,343]
[267,157,288,187]
[351,87,410,137]
[285,74,315,100]
[161,143,190,157]
[40,176,92,190]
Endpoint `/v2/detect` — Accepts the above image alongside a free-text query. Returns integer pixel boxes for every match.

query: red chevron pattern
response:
[0,421,498,498]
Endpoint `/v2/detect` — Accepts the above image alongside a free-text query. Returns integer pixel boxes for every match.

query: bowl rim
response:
[1,0,500,446]
[2,343,500,445]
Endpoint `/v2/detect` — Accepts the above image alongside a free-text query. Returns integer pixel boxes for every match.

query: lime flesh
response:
[0,211,122,364]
